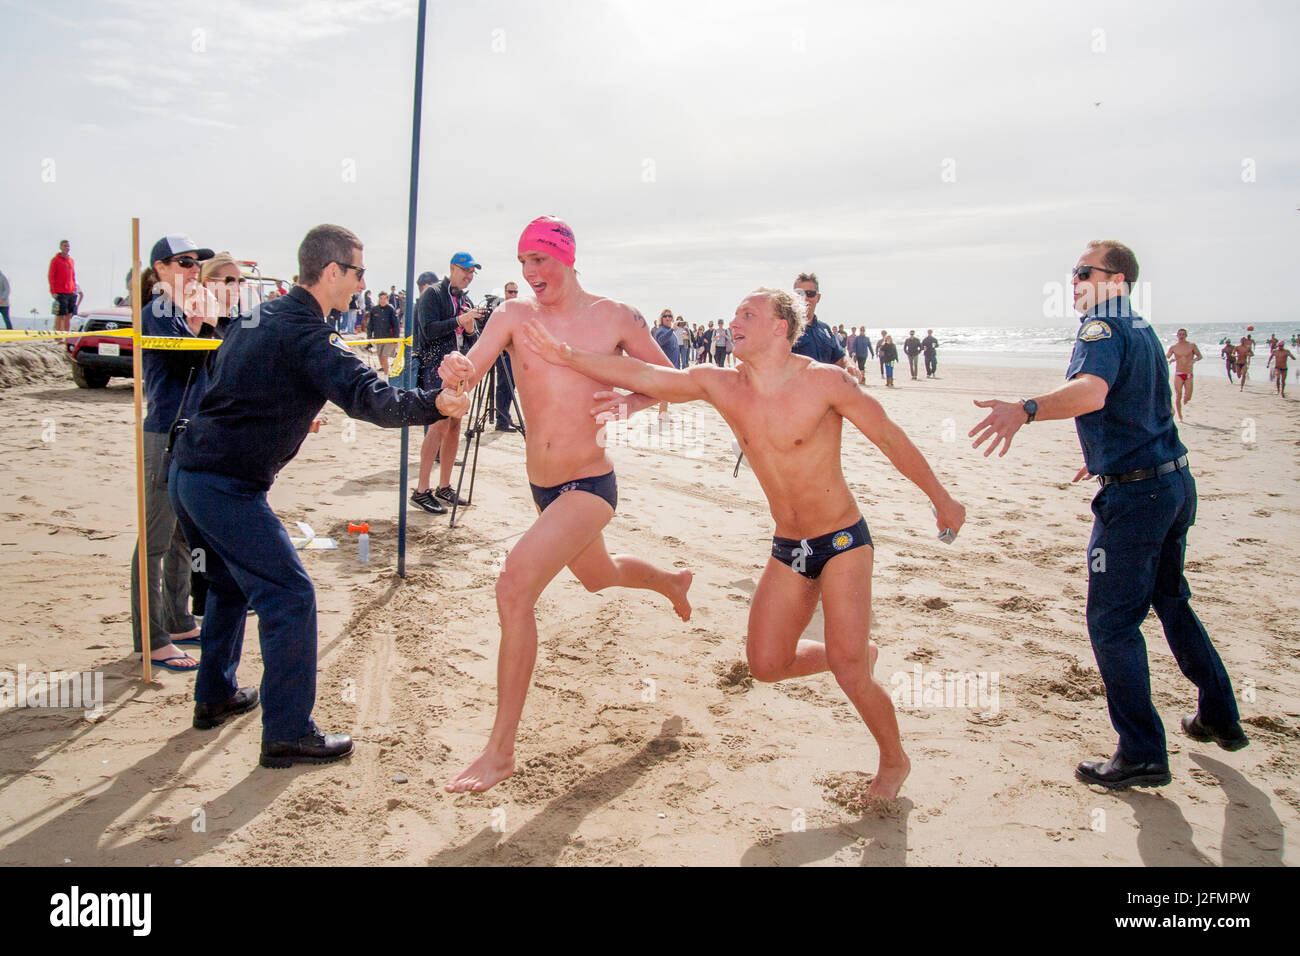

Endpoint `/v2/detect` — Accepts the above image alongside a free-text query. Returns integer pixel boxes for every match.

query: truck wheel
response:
[72,364,110,389]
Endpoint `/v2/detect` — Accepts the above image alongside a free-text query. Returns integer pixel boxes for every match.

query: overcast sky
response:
[2,0,1296,327]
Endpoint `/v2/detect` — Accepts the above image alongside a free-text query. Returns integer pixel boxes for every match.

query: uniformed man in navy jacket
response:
[968,239,1246,790]
[169,224,471,768]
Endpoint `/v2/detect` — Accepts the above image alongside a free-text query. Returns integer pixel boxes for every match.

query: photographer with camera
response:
[412,255,482,515]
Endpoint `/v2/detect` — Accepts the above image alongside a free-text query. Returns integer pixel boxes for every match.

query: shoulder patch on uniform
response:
[1078,320,1112,342]
[328,332,354,354]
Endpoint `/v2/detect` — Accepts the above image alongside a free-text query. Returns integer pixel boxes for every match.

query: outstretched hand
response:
[1072,463,1092,482]
[520,318,571,366]
[968,399,1028,458]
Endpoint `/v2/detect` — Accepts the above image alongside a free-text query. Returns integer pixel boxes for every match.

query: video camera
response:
[478,293,501,326]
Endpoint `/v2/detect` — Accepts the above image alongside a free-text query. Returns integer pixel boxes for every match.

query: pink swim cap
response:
[517,216,576,267]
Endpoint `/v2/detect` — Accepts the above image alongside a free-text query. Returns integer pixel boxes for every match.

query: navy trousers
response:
[1085,467,1238,763]
[494,352,516,428]
[169,464,318,741]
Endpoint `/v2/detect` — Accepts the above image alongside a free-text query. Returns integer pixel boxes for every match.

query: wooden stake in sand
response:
[130,218,152,684]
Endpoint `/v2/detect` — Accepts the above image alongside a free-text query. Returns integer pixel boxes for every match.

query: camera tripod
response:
[449,356,525,527]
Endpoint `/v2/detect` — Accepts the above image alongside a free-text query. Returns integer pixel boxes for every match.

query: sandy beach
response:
[0,343,1295,867]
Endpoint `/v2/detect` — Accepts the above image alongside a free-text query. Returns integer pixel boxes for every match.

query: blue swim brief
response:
[772,516,873,579]
[530,470,618,513]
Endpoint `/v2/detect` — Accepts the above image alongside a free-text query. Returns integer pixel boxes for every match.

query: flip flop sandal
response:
[173,635,201,646]
[146,655,199,673]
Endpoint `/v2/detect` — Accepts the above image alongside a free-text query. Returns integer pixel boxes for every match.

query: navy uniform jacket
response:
[368,304,398,339]
[792,316,847,365]
[174,286,447,489]
[141,293,220,433]
[1066,295,1186,477]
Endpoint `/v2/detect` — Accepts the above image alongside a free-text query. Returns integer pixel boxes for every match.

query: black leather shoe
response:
[1181,713,1250,752]
[260,726,354,769]
[494,423,518,432]
[1075,752,1171,789]
[193,687,260,730]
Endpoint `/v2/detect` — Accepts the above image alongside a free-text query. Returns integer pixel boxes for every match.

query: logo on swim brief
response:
[1078,320,1112,342]
[559,481,580,494]
[832,531,853,551]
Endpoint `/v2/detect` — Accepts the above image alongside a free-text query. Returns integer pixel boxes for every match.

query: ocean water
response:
[8,314,1296,369]
[891,322,1300,370]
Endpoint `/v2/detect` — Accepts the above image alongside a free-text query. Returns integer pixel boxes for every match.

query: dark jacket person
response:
[969,239,1246,789]
[170,224,470,768]
[130,235,218,671]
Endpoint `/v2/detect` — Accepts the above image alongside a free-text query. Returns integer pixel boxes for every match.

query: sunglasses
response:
[795,289,819,298]
[211,276,242,286]
[334,262,366,281]
[1072,265,1119,281]
[169,256,201,269]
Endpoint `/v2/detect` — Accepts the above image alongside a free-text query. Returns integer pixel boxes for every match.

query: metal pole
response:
[130,218,152,682]
[397,0,427,579]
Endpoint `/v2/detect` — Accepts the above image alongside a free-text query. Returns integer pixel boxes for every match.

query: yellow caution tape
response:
[138,336,222,350]
[2,328,413,357]
[0,328,133,342]
[389,342,406,377]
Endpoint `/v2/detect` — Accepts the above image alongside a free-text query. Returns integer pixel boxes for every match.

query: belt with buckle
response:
[1097,454,1189,487]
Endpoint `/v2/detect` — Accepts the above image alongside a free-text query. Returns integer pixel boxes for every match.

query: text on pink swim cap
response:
[517,216,576,267]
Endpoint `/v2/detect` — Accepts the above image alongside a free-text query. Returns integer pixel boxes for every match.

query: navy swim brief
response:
[772,516,873,580]
[530,470,618,513]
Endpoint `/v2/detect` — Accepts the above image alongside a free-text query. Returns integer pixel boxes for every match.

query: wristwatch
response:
[1021,398,1038,423]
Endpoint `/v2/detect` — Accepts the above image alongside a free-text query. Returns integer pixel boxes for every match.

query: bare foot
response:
[149,643,198,669]
[668,569,693,621]
[866,752,911,801]
[445,749,515,793]
[171,628,200,641]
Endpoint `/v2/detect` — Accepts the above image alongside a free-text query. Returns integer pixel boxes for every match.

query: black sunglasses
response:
[795,288,819,298]
[169,256,201,269]
[334,261,366,281]
[1072,265,1119,281]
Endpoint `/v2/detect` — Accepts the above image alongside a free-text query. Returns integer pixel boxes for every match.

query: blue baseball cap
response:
[150,234,214,265]
[450,252,481,271]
